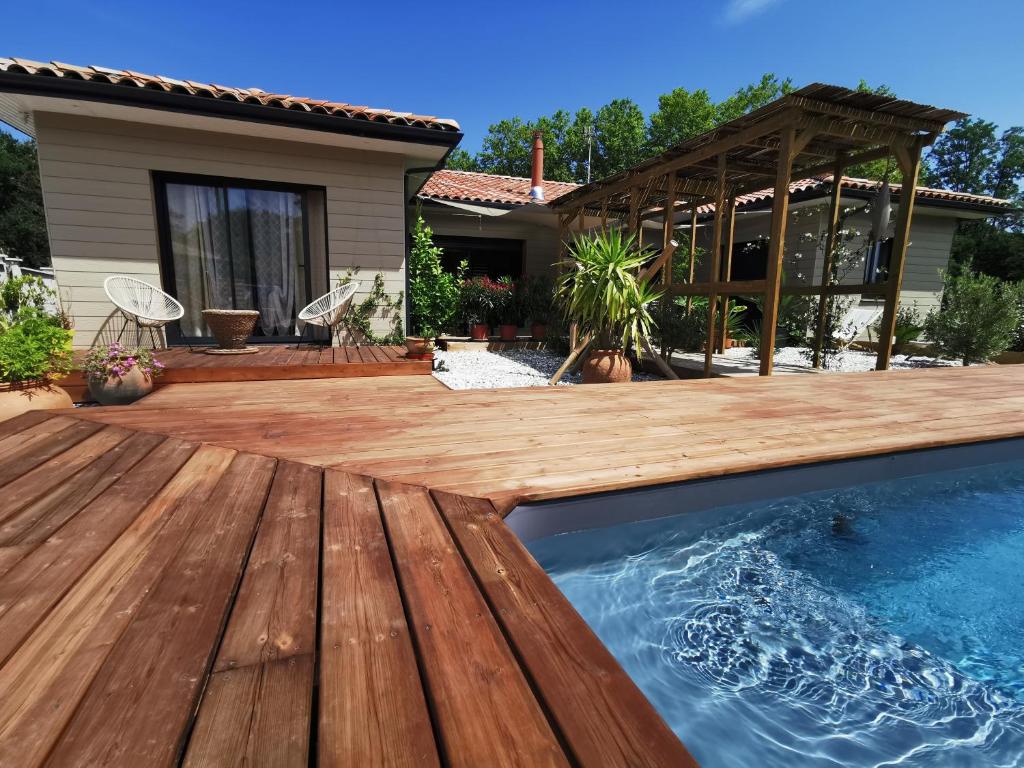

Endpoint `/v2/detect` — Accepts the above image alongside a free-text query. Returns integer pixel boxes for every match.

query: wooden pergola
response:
[551,84,966,377]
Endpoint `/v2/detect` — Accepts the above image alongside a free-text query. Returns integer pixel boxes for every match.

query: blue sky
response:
[3,0,1023,151]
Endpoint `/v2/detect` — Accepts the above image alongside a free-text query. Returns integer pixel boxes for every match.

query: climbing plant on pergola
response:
[551,84,965,378]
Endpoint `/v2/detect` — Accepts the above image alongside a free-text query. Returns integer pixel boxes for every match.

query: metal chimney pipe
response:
[529,131,544,201]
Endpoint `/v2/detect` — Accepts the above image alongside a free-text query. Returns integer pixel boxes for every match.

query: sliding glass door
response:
[155,174,327,344]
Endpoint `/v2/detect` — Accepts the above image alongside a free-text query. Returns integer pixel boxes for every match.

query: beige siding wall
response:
[34,112,408,347]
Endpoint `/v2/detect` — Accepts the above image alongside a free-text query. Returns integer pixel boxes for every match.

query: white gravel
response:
[715,346,964,372]
[433,348,661,389]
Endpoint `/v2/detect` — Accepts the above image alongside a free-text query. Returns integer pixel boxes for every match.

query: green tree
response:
[0,133,50,268]
[924,118,1000,193]
[715,73,794,123]
[408,214,463,335]
[590,99,647,180]
[444,148,479,172]
[646,86,717,155]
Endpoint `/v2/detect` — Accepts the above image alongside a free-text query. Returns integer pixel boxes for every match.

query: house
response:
[0,57,462,347]
[419,151,1011,335]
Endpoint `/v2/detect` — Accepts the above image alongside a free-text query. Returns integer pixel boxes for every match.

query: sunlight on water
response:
[529,459,1024,767]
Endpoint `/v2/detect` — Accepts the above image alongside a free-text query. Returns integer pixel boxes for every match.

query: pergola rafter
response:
[550,83,967,381]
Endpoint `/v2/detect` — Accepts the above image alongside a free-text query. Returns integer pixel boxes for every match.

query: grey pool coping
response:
[506,437,1024,542]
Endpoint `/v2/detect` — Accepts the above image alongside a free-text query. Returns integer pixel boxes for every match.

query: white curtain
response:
[165,182,305,338]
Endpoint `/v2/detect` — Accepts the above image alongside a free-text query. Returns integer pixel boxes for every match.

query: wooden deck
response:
[3,364,1024,765]
[65,344,429,401]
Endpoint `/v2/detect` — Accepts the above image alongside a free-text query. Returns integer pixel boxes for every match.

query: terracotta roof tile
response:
[697,175,1012,214]
[0,57,460,133]
[419,169,581,206]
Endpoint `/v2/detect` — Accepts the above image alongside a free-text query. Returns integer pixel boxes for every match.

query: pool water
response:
[528,459,1024,767]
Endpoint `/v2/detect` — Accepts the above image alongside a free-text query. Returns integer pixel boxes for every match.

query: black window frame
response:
[152,170,329,346]
[433,234,525,281]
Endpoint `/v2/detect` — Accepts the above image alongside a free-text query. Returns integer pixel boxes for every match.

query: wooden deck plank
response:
[375,478,569,768]
[182,461,322,768]
[318,471,439,768]
[0,436,198,666]
[0,430,166,547]
[0,445,237,768]
[45,452,277,768]
[183,655,315,768]
[434,491,696,767]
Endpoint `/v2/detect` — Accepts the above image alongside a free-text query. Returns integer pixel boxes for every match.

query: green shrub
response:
[515,274,556,326]
[408,215,463,337]
[459,276,503,328]
[653,298,706,357]
[924,270,1024,365]
[0,307,73,383]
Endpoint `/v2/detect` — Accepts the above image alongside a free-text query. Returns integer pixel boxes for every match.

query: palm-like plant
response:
[557,229,662,352]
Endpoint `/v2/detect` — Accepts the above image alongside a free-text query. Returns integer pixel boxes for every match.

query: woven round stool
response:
[202,309,260,354]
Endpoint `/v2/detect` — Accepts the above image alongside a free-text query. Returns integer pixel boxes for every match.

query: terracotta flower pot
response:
[530,323,547,342]
[470,323,489,341]
[405,336,434,355]
[0,381,73,421]
[581,349,633,384]
[499,324,518,341]
[88,366,154,406]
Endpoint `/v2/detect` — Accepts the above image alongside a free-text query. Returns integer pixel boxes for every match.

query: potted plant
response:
[495,276,519,341]
[518,274,556,341]
[557,230,661,384]
[82,342,165,405]
[0,277,75,421]
[460,277,495,341]
[404,326,436,356]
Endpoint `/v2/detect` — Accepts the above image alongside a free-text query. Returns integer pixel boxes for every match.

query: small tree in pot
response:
[495,276,519,341]
[407,214,463,352]
[557,230,661,384]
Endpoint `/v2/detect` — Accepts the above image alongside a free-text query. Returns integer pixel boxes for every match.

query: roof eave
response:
[0,70,463,148]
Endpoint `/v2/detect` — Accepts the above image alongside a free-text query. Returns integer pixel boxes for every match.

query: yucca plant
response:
[557,229,662,353]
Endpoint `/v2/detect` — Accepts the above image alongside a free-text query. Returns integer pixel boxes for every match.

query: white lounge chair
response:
[297,282,359,347]
[104,276,184,349]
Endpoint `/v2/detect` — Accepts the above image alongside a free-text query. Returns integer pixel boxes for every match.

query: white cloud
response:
[723,0,787,23]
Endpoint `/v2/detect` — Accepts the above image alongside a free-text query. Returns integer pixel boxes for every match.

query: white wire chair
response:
[104,276,185,349]
[297,281,360,347]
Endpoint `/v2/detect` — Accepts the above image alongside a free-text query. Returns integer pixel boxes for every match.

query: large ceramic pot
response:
[581,349,632,384]
[470,323,489,341]
[88,366,154,406]
[530,323,547,342]
[202,309,259,349]
[498,324,518,341]
[0,381,73,422]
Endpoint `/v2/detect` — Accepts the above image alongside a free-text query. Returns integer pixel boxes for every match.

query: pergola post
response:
[717,197,736,354]
[875,139,925,371]
[703,155,728,378]
[759,126,797,376]
[685,202,698,315]
[628,185,641,242]
[599,198,609,232]
[811,154,847,368]
[661,173,678,287]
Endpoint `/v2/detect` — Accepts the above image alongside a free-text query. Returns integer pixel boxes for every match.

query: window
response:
[154,173,328,344]
[729,239,770,281]
[434,235,524,280]
[864,238,893,284]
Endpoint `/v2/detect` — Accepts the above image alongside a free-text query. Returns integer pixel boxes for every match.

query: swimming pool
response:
[527,450,1024,767]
